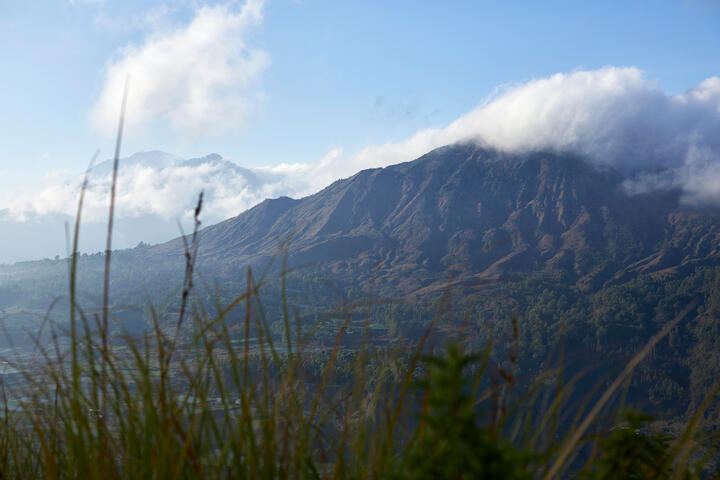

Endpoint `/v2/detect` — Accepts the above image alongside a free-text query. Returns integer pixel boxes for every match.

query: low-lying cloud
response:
[1,157,283,226]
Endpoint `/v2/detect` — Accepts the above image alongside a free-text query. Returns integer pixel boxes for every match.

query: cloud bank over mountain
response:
[0,152,290,263]
[1,153,283,224]
[292,67,720,204]
[2,67,720,262]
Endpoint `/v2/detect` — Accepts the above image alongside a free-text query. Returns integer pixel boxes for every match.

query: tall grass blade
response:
[544,298,700,479]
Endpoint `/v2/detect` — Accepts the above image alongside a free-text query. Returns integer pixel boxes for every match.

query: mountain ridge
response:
[149,144,720,296]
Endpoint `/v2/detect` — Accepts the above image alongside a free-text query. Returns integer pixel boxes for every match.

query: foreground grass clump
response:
[0,266,718,479]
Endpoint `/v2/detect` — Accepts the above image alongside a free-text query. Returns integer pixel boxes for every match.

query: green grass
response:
[0,258,717,478]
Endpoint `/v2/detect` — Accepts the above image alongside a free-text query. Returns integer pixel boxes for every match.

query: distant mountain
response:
[0,151,277,264]
[92,151,269,191]
[151,144,720,296]
[92,150,183,176]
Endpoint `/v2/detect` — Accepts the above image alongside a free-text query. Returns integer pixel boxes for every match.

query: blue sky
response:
[1,0,718,185]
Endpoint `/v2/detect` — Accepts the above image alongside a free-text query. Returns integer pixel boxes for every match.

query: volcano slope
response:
[153,144,719,294]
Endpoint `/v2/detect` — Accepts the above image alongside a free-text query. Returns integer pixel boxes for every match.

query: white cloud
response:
[90,0,269,136]
[332,68,719,173]
[299,67,720,204]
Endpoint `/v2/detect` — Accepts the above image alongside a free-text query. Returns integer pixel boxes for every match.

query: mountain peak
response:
[92,150,182,176]
[91,151,238,178]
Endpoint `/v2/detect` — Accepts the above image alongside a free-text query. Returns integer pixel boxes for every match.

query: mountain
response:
[151,144,720,296]
[92,150,183,176]
[144,143,720,420]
